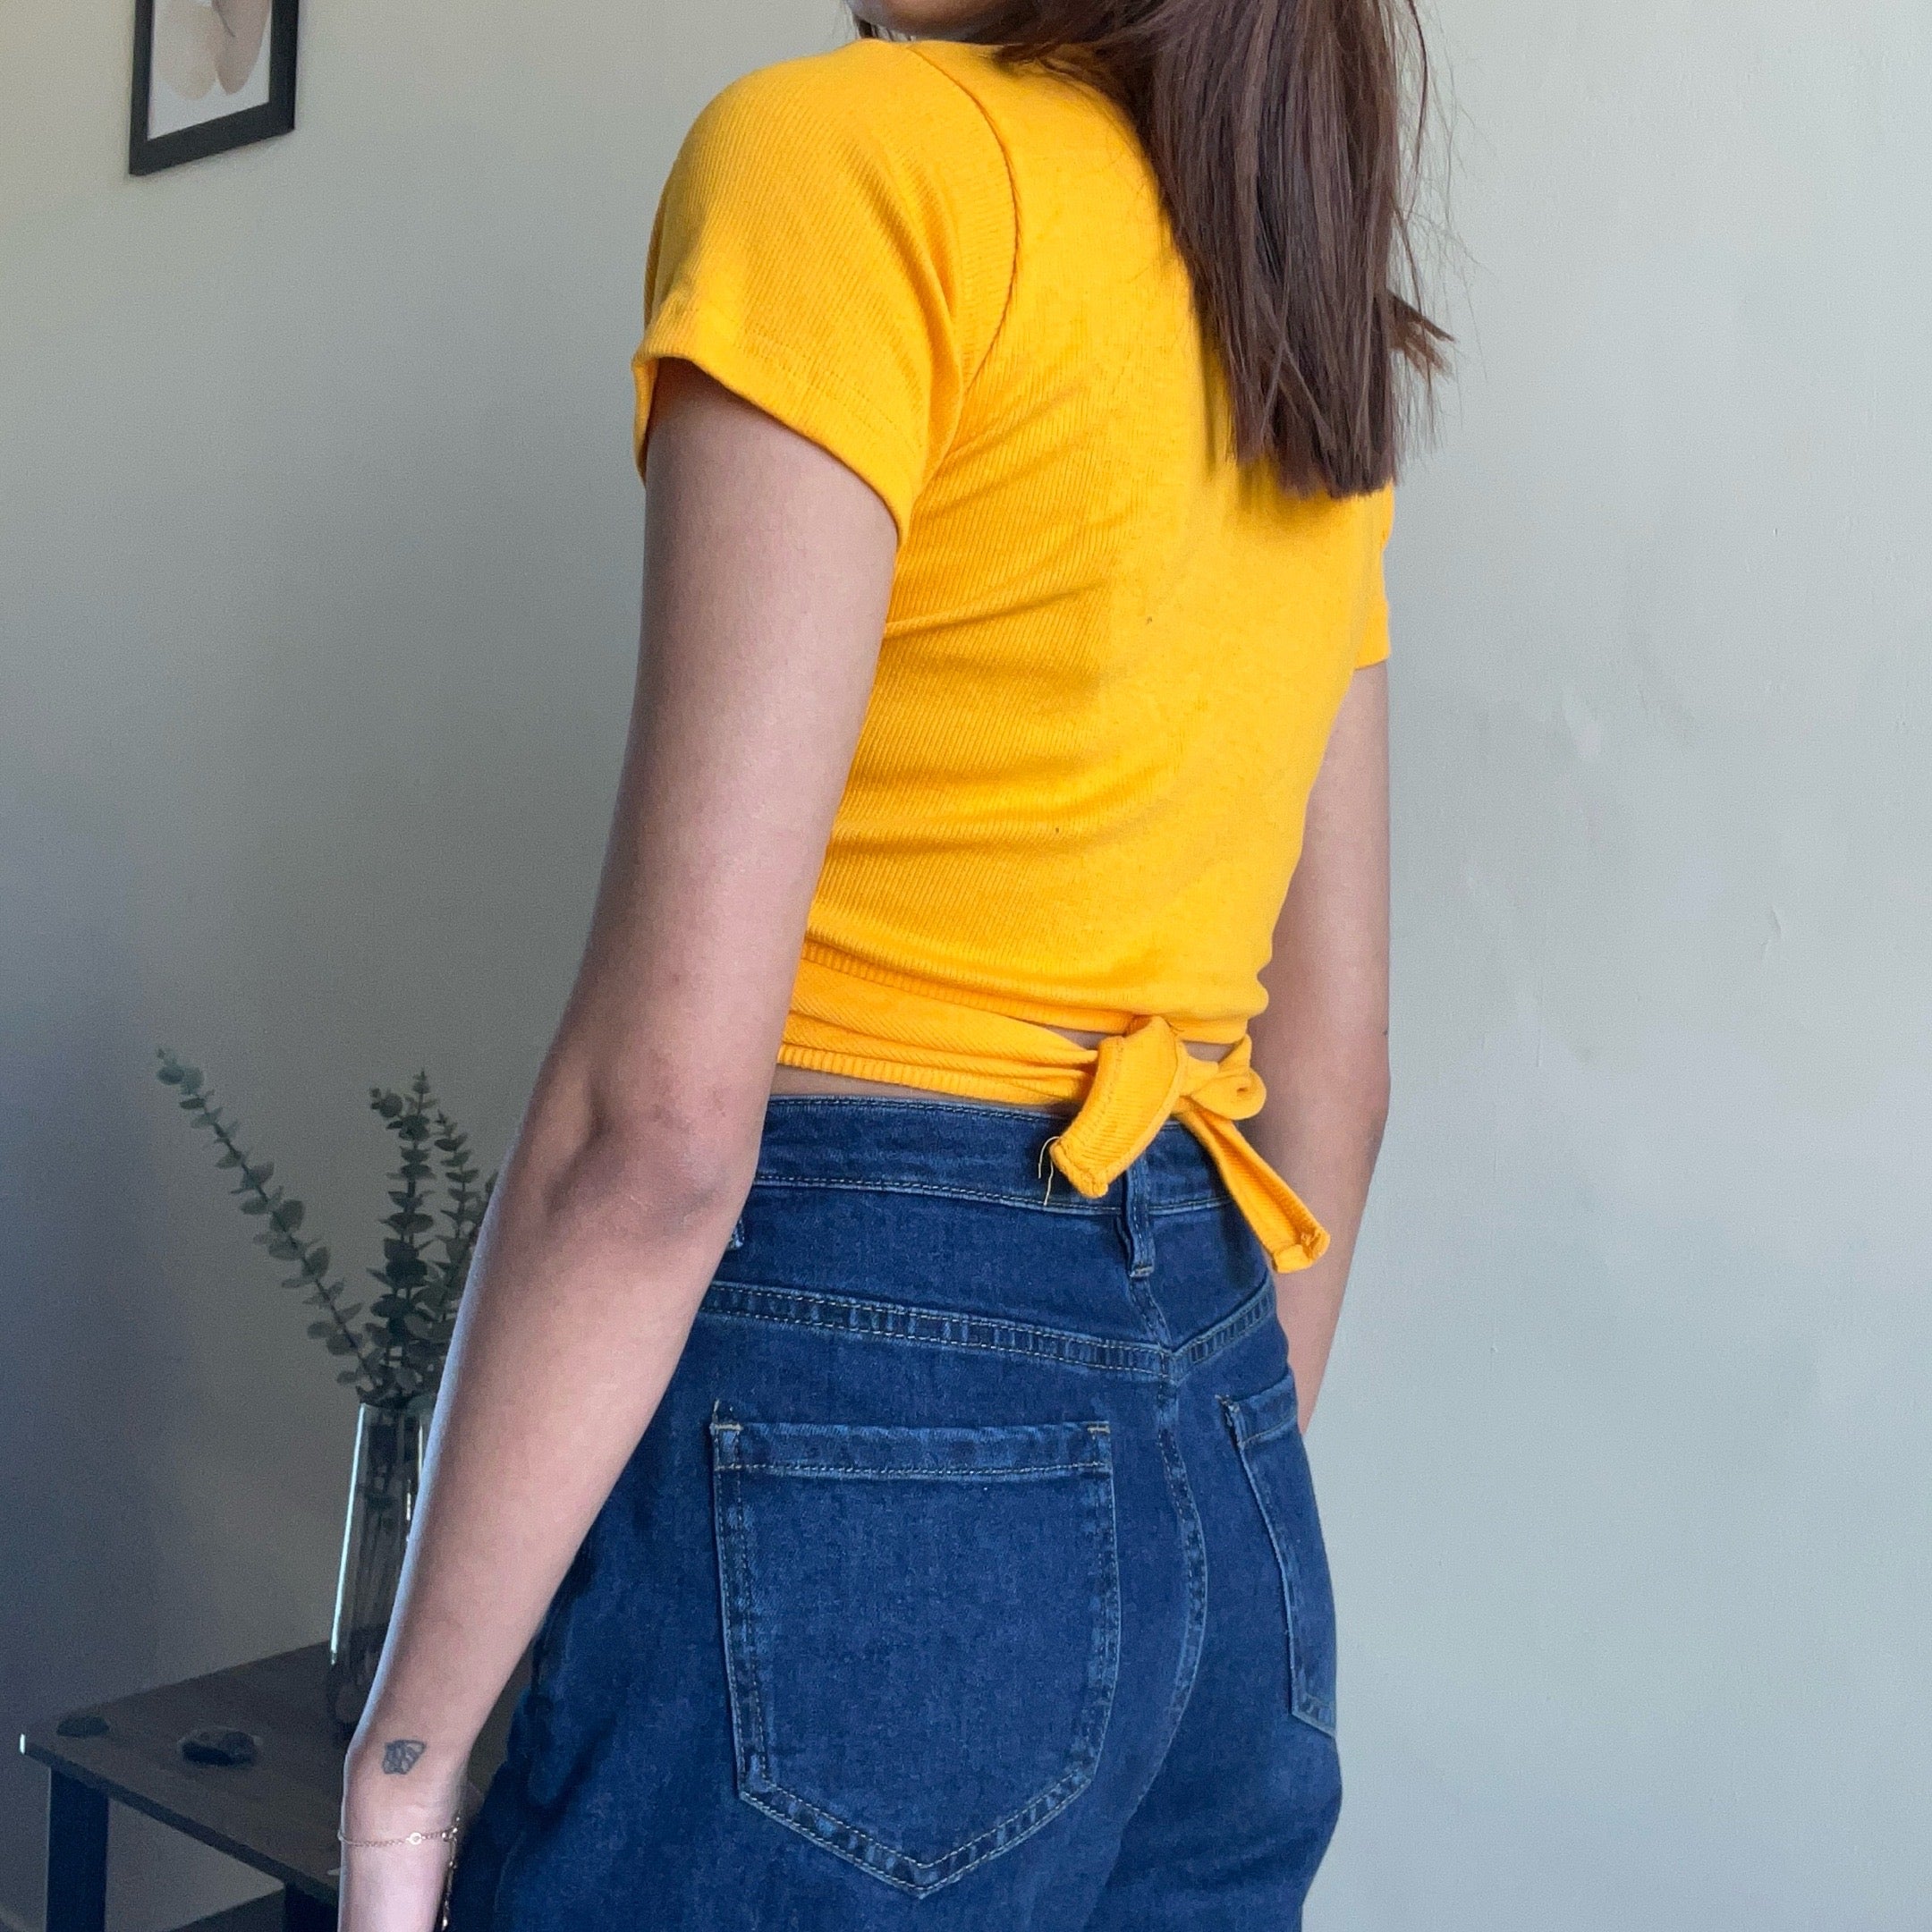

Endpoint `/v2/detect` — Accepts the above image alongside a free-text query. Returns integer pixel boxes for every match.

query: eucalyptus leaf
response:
[159,1047,489,1410]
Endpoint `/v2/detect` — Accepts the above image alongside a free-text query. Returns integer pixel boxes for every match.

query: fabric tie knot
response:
[1041,1013,1328,1274]
[781,948,1330,1275]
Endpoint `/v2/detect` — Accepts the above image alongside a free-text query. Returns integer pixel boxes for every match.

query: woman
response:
[338,0,1439,1922]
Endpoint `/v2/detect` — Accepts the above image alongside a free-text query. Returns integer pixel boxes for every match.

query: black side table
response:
[19,1643,526,1932]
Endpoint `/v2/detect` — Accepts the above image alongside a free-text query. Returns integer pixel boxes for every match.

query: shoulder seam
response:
[907,43,1020,399]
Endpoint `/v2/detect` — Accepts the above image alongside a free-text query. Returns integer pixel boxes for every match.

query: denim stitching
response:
[743,1172,1227,1216]
[1174,1277,1277,1373]
[699,1271,1280,1893]
[1120,1268,1173,1349]
[1146,1375,1210,1775]
[1219,1385,1337,1737]
[707,1419,772,1789]
[699,1282,1166,1374]
[711,1431,1123,1895]
[730,1419,1107,1459]
[1227,1411,1301,1451]
[752,1174,1112,1213]
[1131,1156,1162,1281]
[751,1095,1232,1211]
[720,1462,1106,1481]
[737,1756,1091,1896]
[696,1270,1275,1385]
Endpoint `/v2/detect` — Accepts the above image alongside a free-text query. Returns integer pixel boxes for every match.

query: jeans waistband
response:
[747,1094,1232,1217]
[713,1095,1274,1374]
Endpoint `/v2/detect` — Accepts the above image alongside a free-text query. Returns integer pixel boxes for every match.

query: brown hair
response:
[858,0,1446,497]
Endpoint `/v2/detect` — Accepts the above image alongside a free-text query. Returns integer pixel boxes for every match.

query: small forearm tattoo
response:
[381,1738,428,1775]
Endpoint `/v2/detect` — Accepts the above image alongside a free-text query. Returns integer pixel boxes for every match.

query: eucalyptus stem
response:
[156,1049,380,1387]
[212,1106,375,1377]
[157,1049,496,1413]
[432,1107,487,1296]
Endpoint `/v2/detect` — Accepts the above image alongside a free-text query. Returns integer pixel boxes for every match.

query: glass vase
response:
[326,1402,427,1736]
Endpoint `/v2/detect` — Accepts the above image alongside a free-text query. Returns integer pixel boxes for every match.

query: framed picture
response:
[129,0,298,176]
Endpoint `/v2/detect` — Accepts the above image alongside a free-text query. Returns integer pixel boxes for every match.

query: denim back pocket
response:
[708,1411,1121,1897]
[1221,1369,1338,1736]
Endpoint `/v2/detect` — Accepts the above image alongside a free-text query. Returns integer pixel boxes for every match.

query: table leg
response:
[284,1887,336,1931]
[45,1772,108,1932]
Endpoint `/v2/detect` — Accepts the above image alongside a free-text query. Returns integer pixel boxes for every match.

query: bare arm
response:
[337,359,899,1928]
[1242,664,1391,1428]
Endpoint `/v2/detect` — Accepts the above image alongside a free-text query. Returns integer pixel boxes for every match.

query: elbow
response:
[1363,1068,1391,1167]
[1363,1037,1392,1143]
[1341,1030,1391,1166]
[520,1076,760,1254]
[1364,1036,1391,1124]
[541,1128,746,1247]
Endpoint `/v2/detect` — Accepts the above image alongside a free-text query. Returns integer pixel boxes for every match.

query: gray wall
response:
[3,2,1926,1928]
[1318,2,1932,1922]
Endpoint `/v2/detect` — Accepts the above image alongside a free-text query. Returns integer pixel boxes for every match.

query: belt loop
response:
[1119,1157,1156,1280]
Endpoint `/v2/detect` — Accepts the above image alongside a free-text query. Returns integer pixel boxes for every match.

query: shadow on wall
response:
[0,788,168,1921]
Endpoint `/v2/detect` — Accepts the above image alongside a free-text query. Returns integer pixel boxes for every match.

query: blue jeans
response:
[447,1096,1341,1929]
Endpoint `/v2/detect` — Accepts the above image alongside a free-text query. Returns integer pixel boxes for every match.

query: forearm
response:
[340,1056,753,1822]
[1241,1038,1387,1425]
[1240,662,1389,1427]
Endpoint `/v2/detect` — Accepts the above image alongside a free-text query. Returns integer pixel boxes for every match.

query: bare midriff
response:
[767,1023,1236,1108]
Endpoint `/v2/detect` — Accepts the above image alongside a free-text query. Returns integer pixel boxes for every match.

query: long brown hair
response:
[858,0,1446,498]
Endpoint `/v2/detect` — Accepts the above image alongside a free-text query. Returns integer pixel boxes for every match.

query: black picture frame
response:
[129,0,299,177]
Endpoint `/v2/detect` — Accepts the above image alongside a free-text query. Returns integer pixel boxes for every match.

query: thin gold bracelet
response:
[339,1816,465,1931]
[337,1820,462,1848]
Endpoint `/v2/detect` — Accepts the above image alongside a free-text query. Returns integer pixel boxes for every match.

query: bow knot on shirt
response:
[1038,1013,1327,1273]
[782,949,1330,1275]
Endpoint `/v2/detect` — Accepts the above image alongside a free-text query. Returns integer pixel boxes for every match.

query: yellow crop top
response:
[633,37,1394,1273]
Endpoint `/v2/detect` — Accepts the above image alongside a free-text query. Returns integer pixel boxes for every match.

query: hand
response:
[336,1830,462,1932]
[338,1735,474,1932]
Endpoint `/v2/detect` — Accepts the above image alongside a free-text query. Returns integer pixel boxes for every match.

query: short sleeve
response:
[1353,485,1396,668]
[632,44,1016,542]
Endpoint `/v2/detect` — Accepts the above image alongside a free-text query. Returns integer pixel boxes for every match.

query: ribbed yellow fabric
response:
[784,949,1329,1269]
[631,38,1394,1273]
